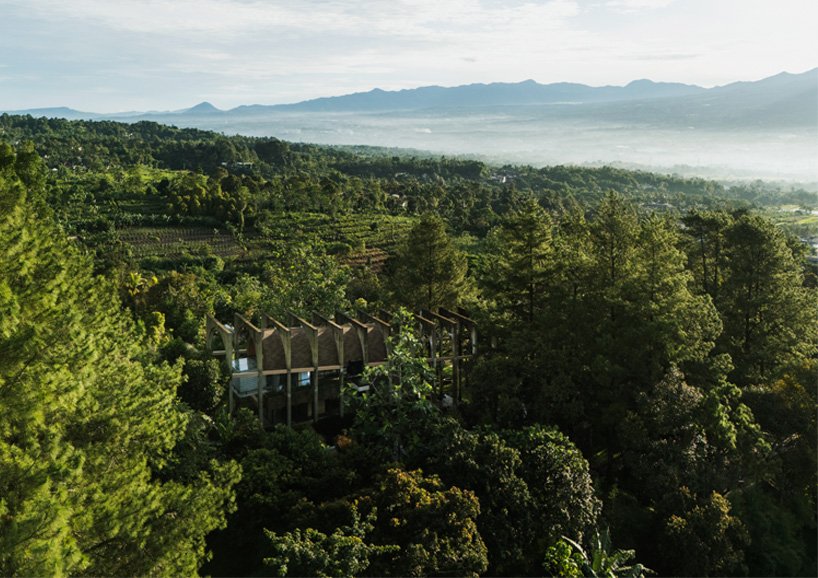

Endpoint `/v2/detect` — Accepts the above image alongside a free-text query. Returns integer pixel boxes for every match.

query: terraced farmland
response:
[116,212,416,266]
[118,227,242,258]
[258,212,415,254]
[340,247,390,273]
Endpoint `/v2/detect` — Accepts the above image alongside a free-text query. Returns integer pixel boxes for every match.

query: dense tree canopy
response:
[1,117,815,577]
[0,143,238,576]
[387,213,474,311]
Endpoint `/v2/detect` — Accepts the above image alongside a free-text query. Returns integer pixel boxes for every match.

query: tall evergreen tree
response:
[682,209,730,298]
[716,214,818,385]
[0,144,238,576]
[481,200,553,326]
[389,213,472,311]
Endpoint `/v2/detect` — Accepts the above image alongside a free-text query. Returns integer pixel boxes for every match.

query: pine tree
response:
[717,213,818,385]
[389,213,472,311]
[0,144,238,576]
[481,200,553,327]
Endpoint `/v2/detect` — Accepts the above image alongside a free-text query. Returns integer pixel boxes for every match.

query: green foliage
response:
[619,368,704,493]
[2,115,817,578]
[345,309,439,461]
[0,147,238,576]
[475,193,816,576]
[584,196,721,392]
[227,240,350,320]
[180,357,225,413]
[618,366,766,503]
[480,199,553,325]
[543,538,585,577]
[139,269,223,342]
[264,505,393,578]
[661,489,749,576]
[360,468,488,577]
[733,365,818,576]
[730,485,816,577]
[476,194,722,434]
[716,213,818,385]
[410,419,601,576]
[682,209,730,297]
[749,368,818,498]
[206,423,354,575]
[544,530,652,578]
[345,309,600,575]
[683,209,818,386]
[388,213,474,310]
[503,425,601,551]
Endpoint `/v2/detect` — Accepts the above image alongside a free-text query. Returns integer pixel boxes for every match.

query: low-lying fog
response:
[171,109,817,182]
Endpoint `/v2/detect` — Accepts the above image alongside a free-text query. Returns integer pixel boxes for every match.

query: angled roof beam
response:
[336,311,370,332]
[336,311,370,364]
[311,312,344,332]
[357,310,391,331]
[287,312,320,422]
[206,314,234,336]
[287,311,318,332]
[234,313,262,335]
[439,308,476,326]
[414,312,437,331]
[422,309,458,328]
[263,313,290,334]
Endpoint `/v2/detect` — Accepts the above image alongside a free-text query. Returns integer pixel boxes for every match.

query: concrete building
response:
[206,309,476,427]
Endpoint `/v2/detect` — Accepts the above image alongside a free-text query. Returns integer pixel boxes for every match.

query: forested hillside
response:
[0,115,815,577]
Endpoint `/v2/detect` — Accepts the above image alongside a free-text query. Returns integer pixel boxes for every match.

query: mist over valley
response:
[9,68,816,182]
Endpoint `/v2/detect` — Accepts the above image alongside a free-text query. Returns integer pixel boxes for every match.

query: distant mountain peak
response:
[626,79,656,87]
[186,101,221,114]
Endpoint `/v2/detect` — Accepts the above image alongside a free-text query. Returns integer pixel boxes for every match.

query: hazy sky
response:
[0,0,815,112]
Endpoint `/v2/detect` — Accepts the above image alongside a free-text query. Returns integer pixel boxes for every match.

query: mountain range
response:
[5,68,816,129]
[3,69,816,180]
[245,77,706,112]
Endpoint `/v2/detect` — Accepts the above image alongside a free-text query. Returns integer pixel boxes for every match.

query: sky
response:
[0,0,816,112]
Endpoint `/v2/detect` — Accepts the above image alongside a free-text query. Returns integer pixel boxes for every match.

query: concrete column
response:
[206,314,235,415]
[256,316,266,424]
[451,326,460,404]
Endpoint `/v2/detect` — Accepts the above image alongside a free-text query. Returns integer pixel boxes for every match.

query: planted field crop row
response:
[341,248,390,273]
[115,212,414,263]
[127,240,242,259]
[118,227,241,258]
[260,212,414,250]
[119,227,233,244]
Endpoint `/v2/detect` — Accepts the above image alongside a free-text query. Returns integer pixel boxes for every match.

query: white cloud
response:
[1,0,816,110]
[605,0,675,12]
[9,0,593,87]
[14,0,580,37]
